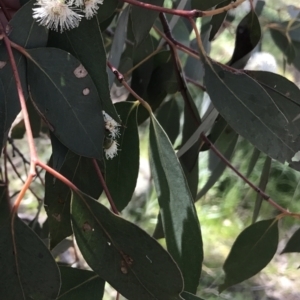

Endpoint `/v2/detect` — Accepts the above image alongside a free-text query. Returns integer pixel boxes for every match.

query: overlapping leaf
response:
[131,0,164,45]
[58,267,105,300]
[281,227,300,253]
[149,115,203,293]
[45,153,103,249]
[0,216,60,299]
[26,48,104,159]
[105,102,139,211]
[48,16,119,121]
[9,0,48,48]
[191,0,225,10]
[204,59,298,164]
[219,219,278,292]
[71,192,184,300]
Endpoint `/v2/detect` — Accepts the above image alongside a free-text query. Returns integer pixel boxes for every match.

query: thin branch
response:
[186,77,206,91]
[122,0,246,18]
[200,133,300,217]
[159,13,200,126]
[91,159,119,215]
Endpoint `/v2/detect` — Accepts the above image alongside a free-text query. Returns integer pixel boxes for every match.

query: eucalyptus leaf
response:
[219,219,278,292]
[149,115,203,293]
[71,192,184,300]
[26,47,104,159]
[0,217,60,300]
[281,227,300,254]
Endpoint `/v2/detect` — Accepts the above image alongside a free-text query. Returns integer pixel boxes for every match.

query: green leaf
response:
[252,156,272,223]
[97,0,119,22]
[26,47,104,159]
[204,59,296,164]
[245,71,300,142]
[149,115,203,293]
[9,0,48,48]
[246,148,261,177]
[58,267,105,300]
[45,153,103,249]
[219,219,278,292]
[0,182,10,226]
[287,20,300,42]
[0,217,60,299]
[181,291,205,300]
[229,10,261,68]
[156,99,180,145]
[209,0,231,41]
[107,6,130,88]
[131,0,164,45]
[281,227,300,254]
[105,102,139,211]
[71,192,184,300]
[48,16,119,122]
[196,126,238,200]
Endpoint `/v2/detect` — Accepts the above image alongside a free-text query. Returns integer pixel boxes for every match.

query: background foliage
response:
[1,0,300,299]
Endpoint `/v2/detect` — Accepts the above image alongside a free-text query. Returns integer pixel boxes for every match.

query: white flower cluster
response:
[102,111,121,160]
[33,0,103,33]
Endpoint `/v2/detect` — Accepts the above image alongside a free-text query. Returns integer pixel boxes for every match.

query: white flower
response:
[102,111,121,139]
[104,140,119,159]
[84,0,103,19]
[33,0,82,33]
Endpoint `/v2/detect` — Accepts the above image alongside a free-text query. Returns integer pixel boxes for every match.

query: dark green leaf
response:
[281,227,300,254]
[209,0,231,41]
[50,133,69,172]
[219,219,278,292]
[27,48,104,159]
[181,291,205,300]
[9,0,48,48]
[288,20,300,42]
[269,26,296,64]
[131,0,164,45]
[45,153,103,249]
[196,126,238,200]
[149,115,203,293]
[156,99,180,145]
[252,156,272,223]
[0,217,60,299]
[58,267,105,300]
[107,6,130,88]
[229,11,261,68]
[0,182,10,226]
[246,148,261,177]
[71,192,184,300]
[105,102,139,211]
[97,0,119,22]
[204,59,296,164]
[48,16,119,122]
[245,71,300,143]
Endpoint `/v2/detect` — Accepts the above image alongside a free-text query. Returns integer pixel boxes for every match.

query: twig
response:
[186,77,206,91]
[122,0,246,18]
[159,13,200,126]
[200,133,300,217]
[91,159,119,215]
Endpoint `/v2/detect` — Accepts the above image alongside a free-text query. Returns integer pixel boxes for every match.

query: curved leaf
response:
[131,0,164,45]
[71,192,184,300]
[0,217,60,299]
[204,59,297,164]
[149,115,203,293]
[219,219,278,292]
[26,48,104,159]
[281,227,300,254]
[105,102,139,211]
[58,267,105,300]
[9,0,48,48]
[45,153,103,249]
[191,0,225,10]
[48,16,119,122]
[181,291,205,300]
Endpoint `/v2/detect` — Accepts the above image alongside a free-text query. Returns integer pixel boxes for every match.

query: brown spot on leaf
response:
[52,213,61,222]
[74,64,88,78]
[82,221,94,232]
